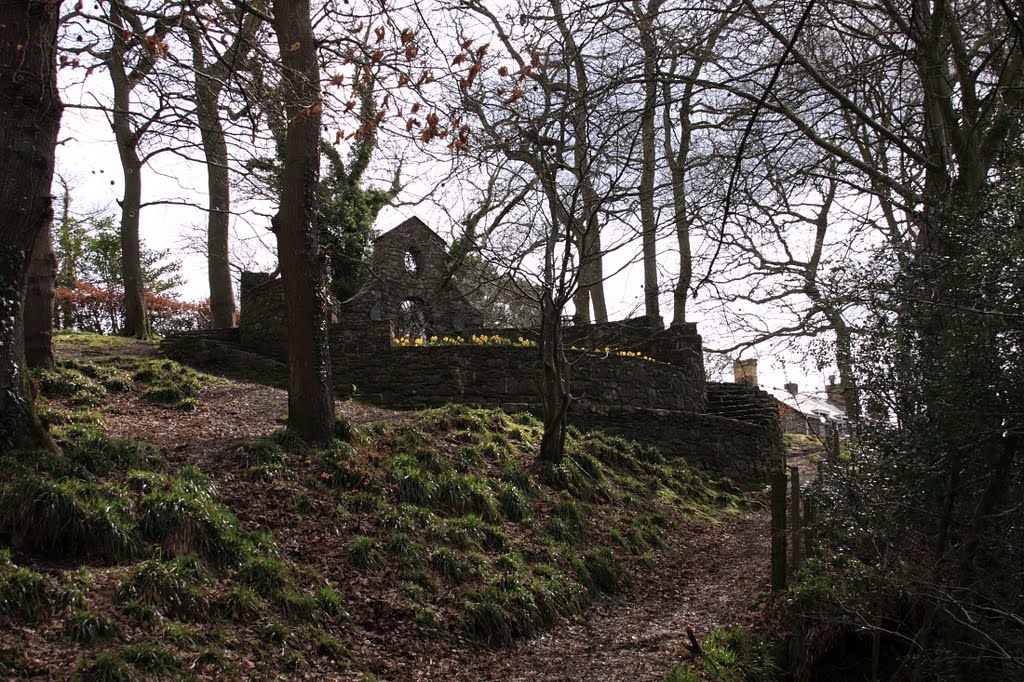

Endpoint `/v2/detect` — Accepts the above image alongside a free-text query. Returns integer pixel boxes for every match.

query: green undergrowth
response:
[1,425,352,678]
[8,332,749,672]
[261,403,748,647]
[33,351,214,413]
[662,628,781,681]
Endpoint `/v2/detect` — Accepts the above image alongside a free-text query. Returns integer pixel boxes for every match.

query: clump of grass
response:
[344,491,385,514]
[75,642,178,682]
[462,565,592,647]
[37,405,102,429]
[34,365,107,406]
[118,641,178,677]
[0,553,59,621]
[319,442,375,490]
[574,548,629,595]
[313,586,346,618]
[134,467,241,564]
[460,578,541,645]
[346,536,380,570]
[434,472,500,521]
[554,494,587,534]
[233,439,288,481]
[312,628,350,664]
[333,416,354,443]
[263,621,291,645]
[274,581,344,626]
[430,547,472,584]
[662,628,780,682]
[191,646,232,675]
[385,530,427,568]
[134,359,208,410]
[220,585,264,621]
[59,359,134,393]
[239,554,288,593]
[430,515,507,552]
[417,404,509,435]
[540,456,600,500]
[0,476,138,560]
[499,458,536,494]
[66,607,122,643]
[58,426,162,477]
[497,483,533,523]
[117,555,211,621]
[75,649,134,682]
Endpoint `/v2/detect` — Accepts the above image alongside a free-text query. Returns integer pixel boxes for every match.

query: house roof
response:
[764,385,847,422]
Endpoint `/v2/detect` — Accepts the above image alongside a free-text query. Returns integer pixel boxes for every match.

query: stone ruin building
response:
[165,218,784,483]
[336,217,485,338]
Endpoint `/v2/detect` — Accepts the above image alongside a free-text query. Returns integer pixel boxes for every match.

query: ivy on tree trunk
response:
[0,0,62,450]
[271,0,336,444]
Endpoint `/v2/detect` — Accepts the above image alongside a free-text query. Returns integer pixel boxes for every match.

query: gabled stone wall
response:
[338,217,484,337]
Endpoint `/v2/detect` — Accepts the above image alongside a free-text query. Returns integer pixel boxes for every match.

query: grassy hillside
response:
[0,333,750,680]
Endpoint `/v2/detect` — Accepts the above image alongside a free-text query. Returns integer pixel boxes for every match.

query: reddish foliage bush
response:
[55,281,210,335]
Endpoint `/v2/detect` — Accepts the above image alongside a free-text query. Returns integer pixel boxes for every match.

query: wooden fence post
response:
[789,465,802,574]
[803,496,816,558]
[771,469,788,590]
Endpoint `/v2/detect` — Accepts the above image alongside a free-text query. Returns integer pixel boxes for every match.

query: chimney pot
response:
[784,382,798,396]
[733,358,758,387]
[826,380,845,405]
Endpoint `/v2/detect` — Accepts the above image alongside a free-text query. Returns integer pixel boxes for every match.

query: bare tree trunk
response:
[116,141,149,338]
[572,279,591,325]
[54,177,75,329]
[272,0,335,444]
[186,10,262,329]
[665,86,695,326]
[0,0,62,451]
[636,0,662,320]
[104,2,175,339]
[24,224,56,369]
[585,225,608,322]
[196,81,235,328]
[539,292,569,463]
[107,4,152,339]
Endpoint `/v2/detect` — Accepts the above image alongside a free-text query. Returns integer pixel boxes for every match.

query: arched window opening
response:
[396,298,427,340]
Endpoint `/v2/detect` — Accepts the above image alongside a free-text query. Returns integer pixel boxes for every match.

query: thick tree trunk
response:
[671,201,692,325]
[24,224,56,368]
[272,0,335,444]
[0,0,61,450]
[572,281,590,325]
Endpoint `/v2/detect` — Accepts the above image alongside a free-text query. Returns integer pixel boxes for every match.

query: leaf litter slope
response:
[45,335,807,681]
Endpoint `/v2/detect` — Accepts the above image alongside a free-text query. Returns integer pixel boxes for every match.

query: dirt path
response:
[447,451,817,682]
[449,508,771,681]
